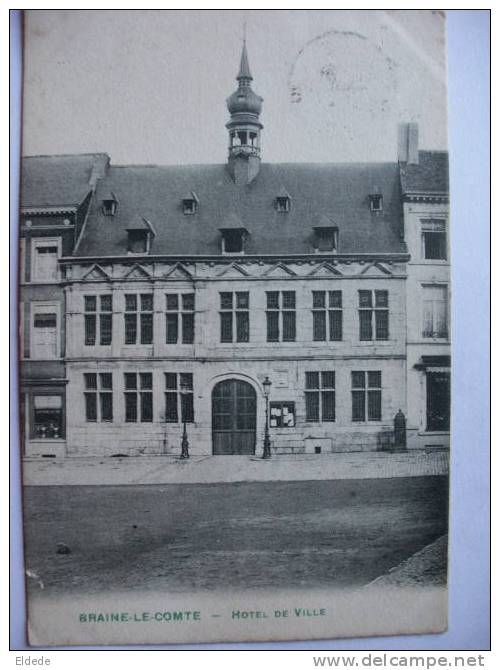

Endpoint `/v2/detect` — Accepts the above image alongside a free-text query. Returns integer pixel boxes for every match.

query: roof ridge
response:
[107,160,402,170]
[22,152,110,159]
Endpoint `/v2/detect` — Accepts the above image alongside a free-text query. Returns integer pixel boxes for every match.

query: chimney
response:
[397,123,419,164]
[88,153,110,189]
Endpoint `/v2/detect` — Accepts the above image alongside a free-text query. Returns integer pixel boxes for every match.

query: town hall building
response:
[18,43,450,458]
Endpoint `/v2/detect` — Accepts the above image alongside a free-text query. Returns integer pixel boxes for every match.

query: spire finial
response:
[243,20,247,44]
[237,32,252,81]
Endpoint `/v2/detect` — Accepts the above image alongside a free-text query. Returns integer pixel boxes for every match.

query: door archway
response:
[212,379,257,455]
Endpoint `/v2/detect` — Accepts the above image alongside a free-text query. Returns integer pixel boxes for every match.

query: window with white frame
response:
[421,219,447,260]
[312,290,342,341]
[31,238,60,282]
[219,292,249,343]
[221,229,247,254]
[166,293,195,344]
[266,291,296,342]
[351,371,382,421]
[165,373,194,423]
[422,285,448,338]
[84,295,113,346]
[305,371,335,422]
[313,227,338,252]
[358,290,389,341]
[124,294,153,345]
[127,230,149,254]
[124,372,153,422]
[32,394,64,439]
[369,193,383,212]
[182,194,198,215]
[31,304,58,359]
[84,373,113,422]
[276,196,291,213]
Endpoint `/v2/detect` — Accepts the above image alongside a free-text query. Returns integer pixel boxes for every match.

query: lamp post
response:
[180,420,190,459]
[262,376,272,459]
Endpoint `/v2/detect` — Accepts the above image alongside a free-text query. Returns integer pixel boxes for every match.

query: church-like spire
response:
[226,40,263,184]
[237,41,252,82]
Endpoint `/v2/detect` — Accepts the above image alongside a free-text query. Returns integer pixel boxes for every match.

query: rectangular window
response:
[84,295,112,346]
[31,239,60,282]
[84,372,113,422]
[314,228,338,252]
[370,194,383,212]
[32,394,63,439]
[31,305,58,359]
[422,285,448,338]
[219,292,249,343]
[127,230,148,254]
[276,196,290,213]
[124,372,153,422]
[266,291,296,342]
[351,371,382,422]
[269,401,295,428]
[124,294,153,344]
[183,198,197,215]
[358,290,389,341]
[165,293,195,344]
[164,372,194,423]
[305,371,335,422]
[221,229,245,253]
[422,219,447,260]
[312,291,342,341]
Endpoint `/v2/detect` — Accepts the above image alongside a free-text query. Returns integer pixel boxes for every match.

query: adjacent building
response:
[18,44,450,458]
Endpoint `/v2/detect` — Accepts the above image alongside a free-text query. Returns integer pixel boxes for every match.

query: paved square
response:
[24,476,448,596]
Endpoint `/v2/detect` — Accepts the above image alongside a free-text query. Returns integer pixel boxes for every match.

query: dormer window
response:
[369,192,383,212]
[219,227,249,254]
[127,230,148,254]
[102,193,118,216]
[126,220,155,255]
[313,227,338,253]
[276,196,290,213]
[182,192,199,215]
[275,188,291,213]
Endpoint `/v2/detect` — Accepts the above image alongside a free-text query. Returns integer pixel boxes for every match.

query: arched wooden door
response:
[212,380,257,455]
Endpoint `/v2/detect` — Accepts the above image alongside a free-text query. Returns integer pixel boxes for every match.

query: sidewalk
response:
[22,450,449,486]
[366,534,448,587]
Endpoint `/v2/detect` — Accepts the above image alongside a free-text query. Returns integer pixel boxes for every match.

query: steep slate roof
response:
[76,161,406,257]
[399,151,449,195]
[21,154,109,209]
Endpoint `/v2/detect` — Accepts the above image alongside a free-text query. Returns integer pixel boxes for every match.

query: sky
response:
[22,9,448,165]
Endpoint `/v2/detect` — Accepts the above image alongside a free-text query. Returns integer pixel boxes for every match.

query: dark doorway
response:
[426,371,450,431]
[212,379,257,455]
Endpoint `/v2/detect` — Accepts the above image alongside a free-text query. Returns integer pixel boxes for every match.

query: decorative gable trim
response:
[403,192,449,204]
[308,261,343,277]
[123,263,153,280]
[359,261,393,276]
[81,264,112,281]
[216,262,251,278]
[263,262,297,277]
[163,263,194,280]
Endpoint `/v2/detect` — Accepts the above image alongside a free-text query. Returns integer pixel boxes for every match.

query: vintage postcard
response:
[18,9,450,646]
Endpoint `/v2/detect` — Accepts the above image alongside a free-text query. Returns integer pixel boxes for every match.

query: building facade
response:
[19,44,450,458]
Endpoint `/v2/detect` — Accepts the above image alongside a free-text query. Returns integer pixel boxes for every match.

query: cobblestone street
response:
[24,476,448,597]
[23,450,449,486]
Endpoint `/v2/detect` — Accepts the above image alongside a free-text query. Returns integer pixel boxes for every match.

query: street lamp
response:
[262,376,272,459]
[180,420,190,459]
